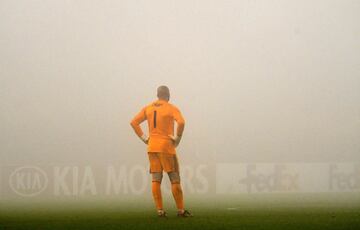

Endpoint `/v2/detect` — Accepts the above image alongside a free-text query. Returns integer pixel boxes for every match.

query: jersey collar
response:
[157,99,168,104]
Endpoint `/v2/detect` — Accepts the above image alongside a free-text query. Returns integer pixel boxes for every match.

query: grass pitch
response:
[0,194,359,229]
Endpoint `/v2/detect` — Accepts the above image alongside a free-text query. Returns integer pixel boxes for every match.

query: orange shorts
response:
[148,152,179,173]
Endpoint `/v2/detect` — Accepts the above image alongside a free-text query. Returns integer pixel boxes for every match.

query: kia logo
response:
[9,166,48,197]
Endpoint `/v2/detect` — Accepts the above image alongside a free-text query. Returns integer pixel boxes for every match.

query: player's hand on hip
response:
[140,134,149,144]
[169,135,181,148]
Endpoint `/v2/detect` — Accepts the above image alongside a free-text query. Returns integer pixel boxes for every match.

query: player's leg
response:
[168,171,184,211]
[168,171,192,217]
[151,172,166,217]
[162,154,193,217]
[148,153,166,217]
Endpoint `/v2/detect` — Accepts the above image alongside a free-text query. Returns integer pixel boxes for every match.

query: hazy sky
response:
[1,0,359,166]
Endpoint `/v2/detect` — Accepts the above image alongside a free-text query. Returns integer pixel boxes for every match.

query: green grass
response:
[1,194,360,229]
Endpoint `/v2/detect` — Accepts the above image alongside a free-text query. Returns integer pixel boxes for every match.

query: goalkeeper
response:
[130,85,192,218]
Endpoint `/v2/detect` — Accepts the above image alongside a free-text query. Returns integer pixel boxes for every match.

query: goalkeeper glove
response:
[169,135,182,147]
[140,134,149,144]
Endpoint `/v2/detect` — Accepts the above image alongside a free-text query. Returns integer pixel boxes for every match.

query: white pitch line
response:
[226,207,241,210]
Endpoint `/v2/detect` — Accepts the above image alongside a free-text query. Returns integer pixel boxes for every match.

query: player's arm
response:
[170,107,185,147]
[130,107,148,144]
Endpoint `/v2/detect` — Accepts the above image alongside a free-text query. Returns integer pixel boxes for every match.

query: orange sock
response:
[171,183,184,210]
[152,182,163,210]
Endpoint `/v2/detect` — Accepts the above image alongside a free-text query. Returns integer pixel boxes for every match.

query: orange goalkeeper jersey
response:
[130,99,185,154]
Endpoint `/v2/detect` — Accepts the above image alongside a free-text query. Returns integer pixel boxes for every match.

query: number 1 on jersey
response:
[153,111,157,128]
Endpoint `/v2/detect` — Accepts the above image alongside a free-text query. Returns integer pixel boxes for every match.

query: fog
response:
[0,1,359,198]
